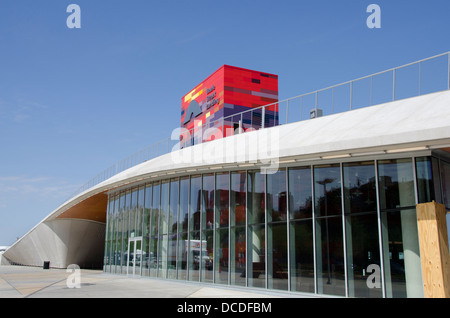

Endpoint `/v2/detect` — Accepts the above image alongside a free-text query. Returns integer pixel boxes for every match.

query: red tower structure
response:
[180,65,278,147]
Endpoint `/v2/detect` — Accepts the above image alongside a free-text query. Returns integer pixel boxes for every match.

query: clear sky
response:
[0,0,449,245]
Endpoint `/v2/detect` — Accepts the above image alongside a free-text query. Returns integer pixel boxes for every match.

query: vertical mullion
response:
[212,173,216,284]
[340,163,348,298]
[187,177,191,281]
[228,171,231,286]
[176,178,180,280]
[311,165,317,295]
[245,170,248,288]
[286,168,291,291]
[374,160,386,298]
[264,172,268,290]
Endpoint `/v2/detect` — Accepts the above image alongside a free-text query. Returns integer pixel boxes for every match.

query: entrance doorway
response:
[127,237,143,277]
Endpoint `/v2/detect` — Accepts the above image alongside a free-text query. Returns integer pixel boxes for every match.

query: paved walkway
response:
[0,265,314,298]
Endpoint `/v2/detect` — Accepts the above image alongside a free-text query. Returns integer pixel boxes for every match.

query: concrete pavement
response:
[0,265,314,298]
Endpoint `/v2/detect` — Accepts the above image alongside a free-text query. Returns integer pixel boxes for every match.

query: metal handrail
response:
[64,51,450,202]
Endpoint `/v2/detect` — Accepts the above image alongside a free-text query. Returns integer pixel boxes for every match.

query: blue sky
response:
[0,0,449,245]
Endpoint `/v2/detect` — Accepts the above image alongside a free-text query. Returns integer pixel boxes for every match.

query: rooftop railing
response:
[65,51,450,202]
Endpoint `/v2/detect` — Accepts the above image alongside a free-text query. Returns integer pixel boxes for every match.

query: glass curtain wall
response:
[440,160,450,209]
[159,181,170,279]
[267,169,288,291]
[230,171,246,286]
[215,172,230,284]
[104,197,114,272]
[118,191,126,273]
[378,158,423,298]
[247,170,266,288]
[288,167,314,293]
[314,164,345,297]
[202,174,214,283]
[189,176,201,281]
[178,177,189,280]
[112,194,120,273]
[143,184,152,276]
[343,161,381,298]
[168,179,179,279]
[105,156,434,298]
[150,182,160,277]
[123,190,131,272]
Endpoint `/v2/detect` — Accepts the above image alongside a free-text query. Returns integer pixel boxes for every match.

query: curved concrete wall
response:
[3,219,105,269]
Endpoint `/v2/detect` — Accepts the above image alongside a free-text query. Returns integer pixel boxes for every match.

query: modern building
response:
[2,54,450,298]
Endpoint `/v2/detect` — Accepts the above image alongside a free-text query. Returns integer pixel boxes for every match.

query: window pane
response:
[159,181,170,278]
[120,191,127,272]
[415,157,435,204]
[158,234,168,278]
[316,216,345,296]
[231,171,246,226]
[190,176,201,232]
[113,194,120,271]
[343,161,377,214]
[441,160,450,209]
[189,231,200,282]
[215,228,229,284]
[288,167,312,220]
[345,213,382,298]
[248,171,265,225]
[268,223,288,290]
[149,236,159,277]
[201,229,214,283]
[378,158,415,210]
[314,164,342,217]
[167,234,177,279]
[160,181,170,235]
[169,179,179,234]
[267,169,287,222]
[143,185,151,276]
[130,188,138,237]
[215,172,229,228]
[150,183,160,277]
[104,198,114,270]
[151,183,160,236]
[231,226,246,286]
[202,174,214,230]
[179,177,189,232]
[177,232,188,280]
[289,219,314,293]
[189,176,202,282]
[202,174,214,283]
[136,187,144,238]
[247,224,265,288]
[381,209,423,298]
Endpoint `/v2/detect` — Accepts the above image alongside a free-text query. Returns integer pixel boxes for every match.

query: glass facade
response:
[103,155,450,298]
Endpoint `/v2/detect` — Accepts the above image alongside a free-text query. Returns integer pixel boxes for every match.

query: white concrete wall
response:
[3,219,105,269]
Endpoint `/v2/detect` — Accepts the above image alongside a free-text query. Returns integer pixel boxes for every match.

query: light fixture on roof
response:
[320,154,352,160]
[278,159,296,164]
[238,163,255,167]
[386,146,429,154]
